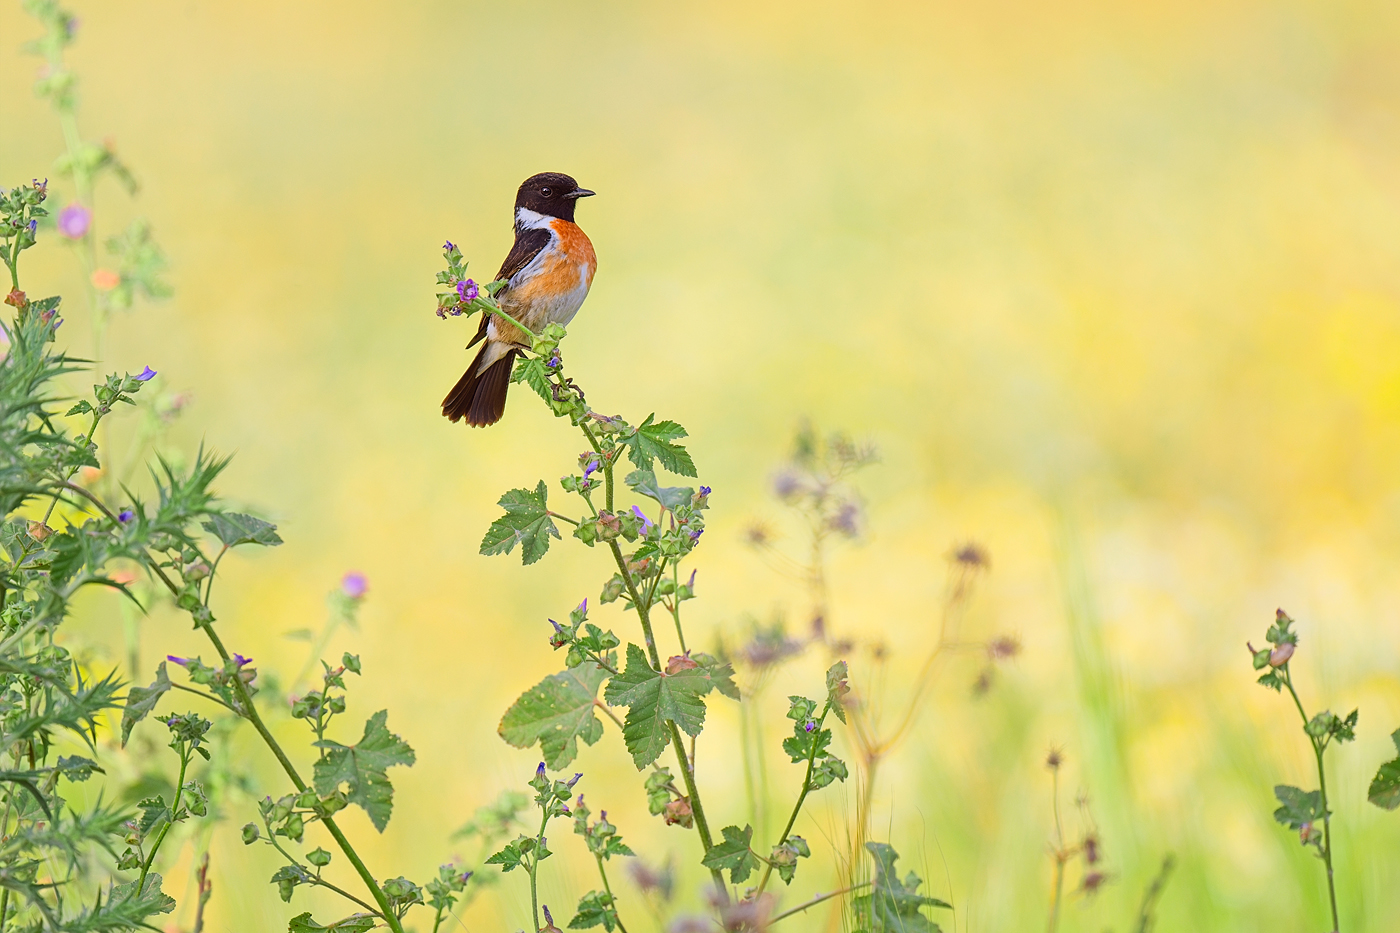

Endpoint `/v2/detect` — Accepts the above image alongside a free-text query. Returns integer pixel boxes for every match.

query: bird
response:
[442,172,597,427]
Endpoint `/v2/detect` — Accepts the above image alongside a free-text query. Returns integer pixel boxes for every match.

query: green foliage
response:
[498,663,607,769]
[313,710,416,832]
[770,835,810,884]
[1369,729,1400,811]
[701,824,757,884]
[287,911,376,933]
[569,890,620,931]
[480,481,560,565]
[852,843,952,933]
[620,415,697,477]
[603,643,720,768]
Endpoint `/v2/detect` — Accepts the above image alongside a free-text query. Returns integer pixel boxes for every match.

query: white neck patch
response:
[515,207,554,232]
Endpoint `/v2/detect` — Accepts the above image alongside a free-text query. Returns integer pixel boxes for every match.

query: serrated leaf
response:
[202,511,283,547]
[702,824,758,884]
[603,644,715,768]
[826,661,850,723]
[499,663,607,769]
[854,842,951,933]
[621,415,697,477]
[313,710,416,832]
[122,662,171,747]
[1272,784,1324,829]
[568,890,619,931]
[694,652,739,700]
[480,480,560,565]
[511,355,553,404]
[288,912,376,933]
[1369,730,1400,811]
[623,470,693,510]
[108,872,176,917]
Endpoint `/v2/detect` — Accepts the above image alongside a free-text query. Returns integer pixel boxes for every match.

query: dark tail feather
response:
[442,346,519,427]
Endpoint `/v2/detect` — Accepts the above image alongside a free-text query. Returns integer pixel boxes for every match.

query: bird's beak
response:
[564,187,596,199]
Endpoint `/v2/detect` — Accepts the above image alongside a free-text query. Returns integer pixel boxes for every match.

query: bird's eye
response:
[540,186,554,197]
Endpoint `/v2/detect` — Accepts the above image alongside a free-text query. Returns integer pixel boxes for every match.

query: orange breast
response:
[551,219,597,286]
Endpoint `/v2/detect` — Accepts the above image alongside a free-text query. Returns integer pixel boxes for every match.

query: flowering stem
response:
[137,554,405,933]
[756,700,832,896]
[528,805,550,933]
[137,744,188,895]
[595,855,630,933]
[1282,667,1340,933]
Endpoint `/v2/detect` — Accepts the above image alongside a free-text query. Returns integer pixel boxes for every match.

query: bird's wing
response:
[466,227,554,349]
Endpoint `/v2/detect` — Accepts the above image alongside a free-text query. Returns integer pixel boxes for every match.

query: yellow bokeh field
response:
[3,0,1400,930]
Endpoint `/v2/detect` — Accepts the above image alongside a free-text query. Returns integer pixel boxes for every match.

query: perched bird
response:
[442,172,597,427]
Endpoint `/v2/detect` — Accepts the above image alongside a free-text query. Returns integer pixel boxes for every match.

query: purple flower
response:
[582,456,600,478]
[536,762,547,778]
[26,219,36,235]
[233,653,253,667]
[804,721,816,733]
[456,279,478,301]
[700,486,711,496]
[567,772,583,788]
[688,569,697,588]
[135,366,156,382]
[630,505,653,533]
[341,571,368,599]
[443,240,456,252]
[167,655,189,667]
[56,203,90,239]
[576,598,587,616]
[117,508,134,523]
[689,528,703,542]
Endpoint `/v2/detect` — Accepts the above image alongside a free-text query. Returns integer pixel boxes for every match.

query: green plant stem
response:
[668,562,687,653]
[756,702,831,895]
[262,820,381,917]
[1283,669,1340,933]
[1047,767,1065,933]
[0,885,9,933]
[137,747,188,894]
[528,806,550,933]
[588,427,726,901]
[138,551,404,933]
[769,881,871,925]
[595,855,630,933]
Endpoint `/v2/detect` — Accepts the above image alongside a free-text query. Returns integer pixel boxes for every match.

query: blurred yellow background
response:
[4,0,1400,930]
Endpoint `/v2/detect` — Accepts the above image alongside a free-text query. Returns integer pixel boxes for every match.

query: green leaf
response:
[121,662,171,747]
[511,355,553,404]
[623,470,693,510]
[1272,784,1325,829]
[313,710,416,832]
[603,643,716,768]
[485,835,538,873]
[498,662,607,769]
[1368,728,1400,811]
[621,415,697,477]
[568,890,619,931]
[702,824,758,884]
[108,872,176,917]
[853,843,951,933]
[480,480,560,565]
[694,652,739,700]
[202,511,283,547]
[288,912,376,933]
[826,661,850,723]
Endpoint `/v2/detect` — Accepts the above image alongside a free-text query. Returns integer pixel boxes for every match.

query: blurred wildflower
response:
[950,542,990,569]
[987,635,1020,660]
[628,858,674,901]
[341,572,368,600]
[630,505,653,533]
[56,203,90,239]
[540,905,562,933]
[1046,747,1064,771]
[91,268,119,290]
[117,508,134,523]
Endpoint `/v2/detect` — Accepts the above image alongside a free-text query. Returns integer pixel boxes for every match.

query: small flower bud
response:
[663,797,693,828]
[1269,641,1295,667]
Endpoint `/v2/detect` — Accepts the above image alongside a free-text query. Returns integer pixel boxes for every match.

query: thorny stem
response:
[1282,668,1341,933]
[756,700,833,895]
[769,881,871,925]
[140,556,406,933]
